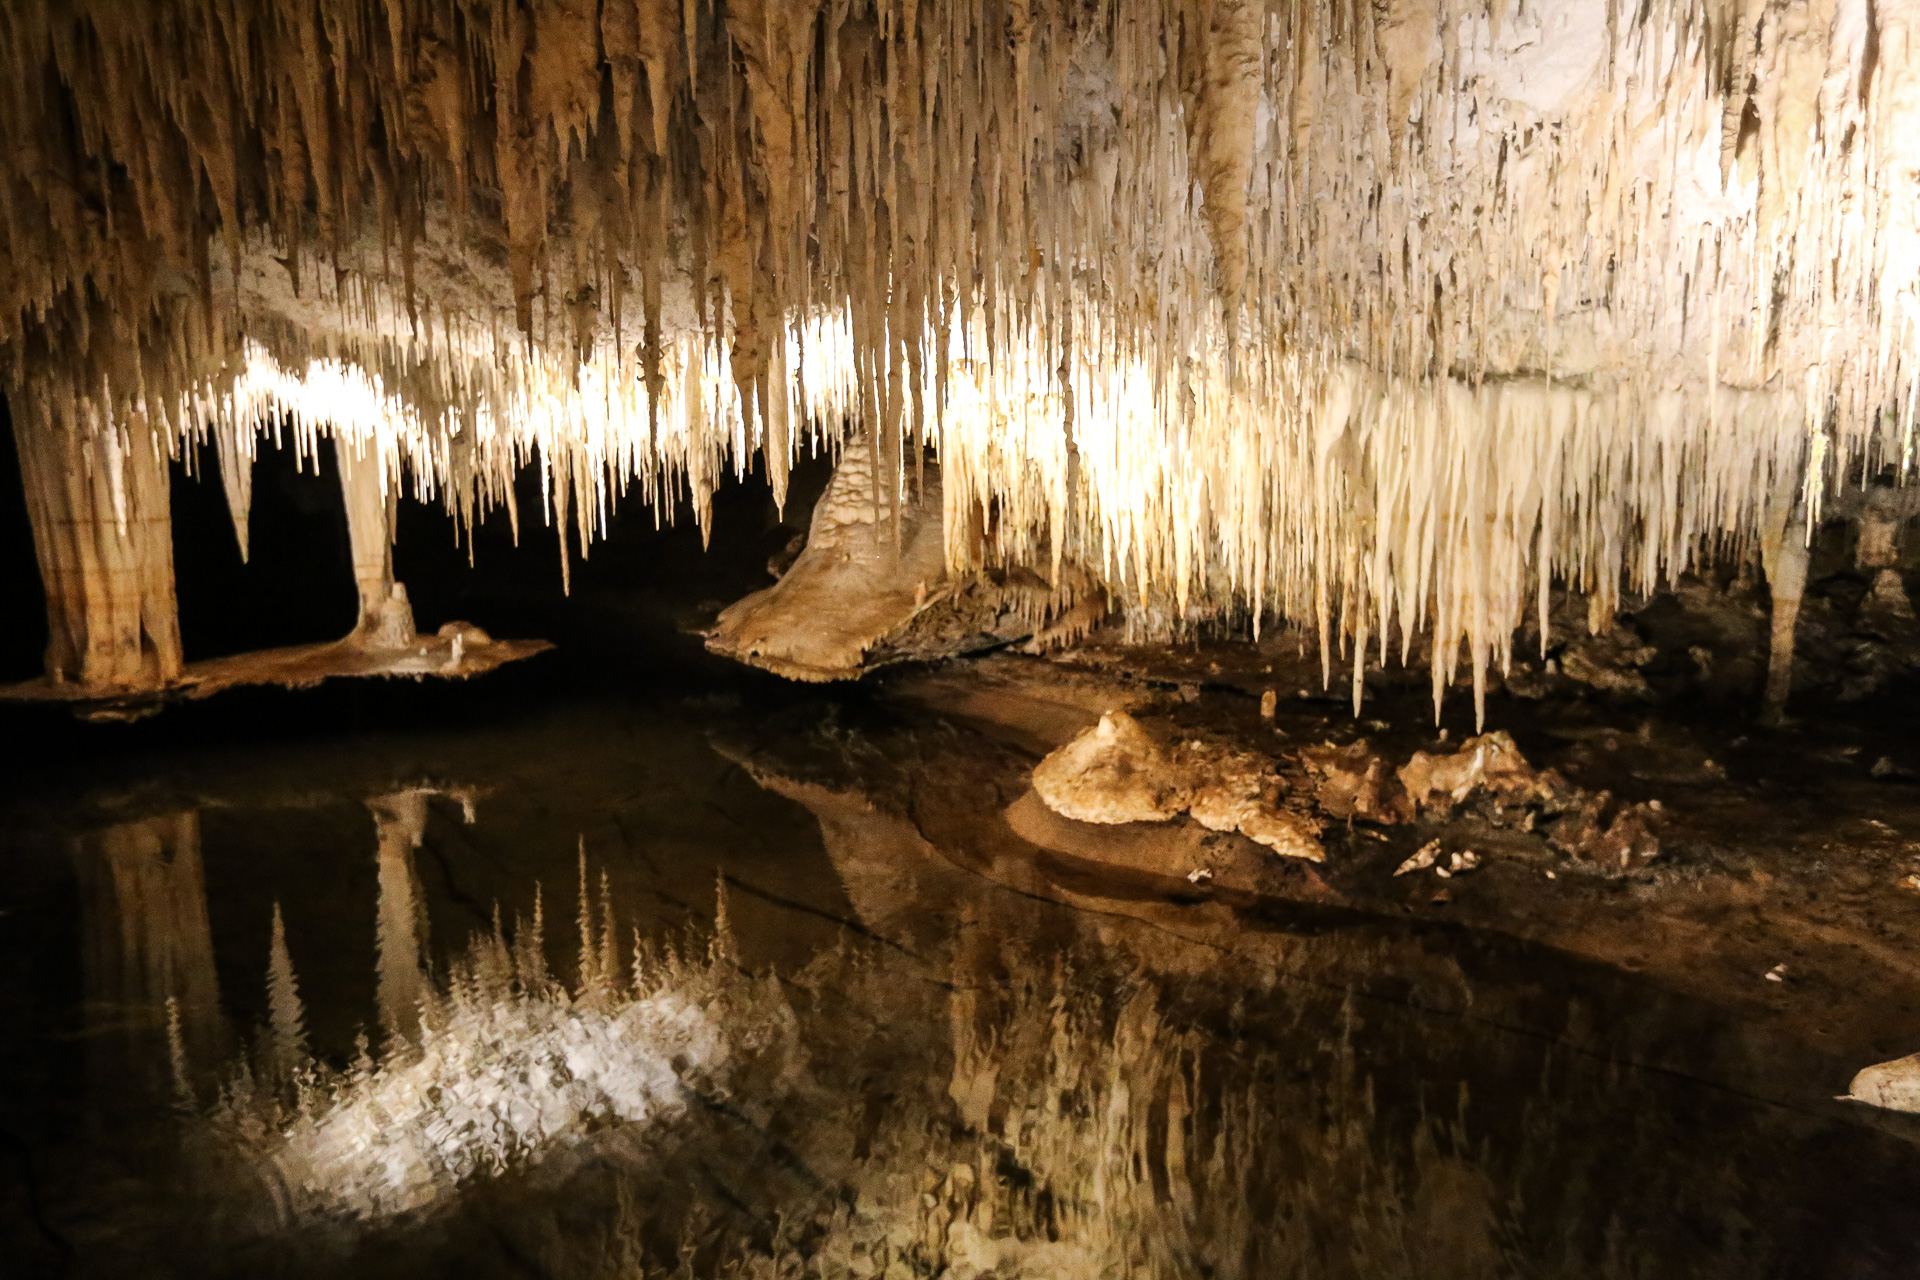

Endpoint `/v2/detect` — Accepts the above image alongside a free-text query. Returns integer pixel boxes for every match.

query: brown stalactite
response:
[0,1,1913,715]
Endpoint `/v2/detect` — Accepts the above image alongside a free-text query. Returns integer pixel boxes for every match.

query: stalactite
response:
[1,0,1916,712]
[214,417,255,562]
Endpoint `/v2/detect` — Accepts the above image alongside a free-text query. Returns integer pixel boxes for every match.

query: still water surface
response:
[4,677,1919,1279]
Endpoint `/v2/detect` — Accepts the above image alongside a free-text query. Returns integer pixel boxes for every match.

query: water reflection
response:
[77,811,224,1100]
[368,791,433,1049]
[19,701,1920,1278]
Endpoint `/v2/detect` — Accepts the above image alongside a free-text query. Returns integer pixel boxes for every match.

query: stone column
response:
[1760,498,1809,726]
[334,435,415,647]
[1854,487,1917,619]
[12,405,183,689]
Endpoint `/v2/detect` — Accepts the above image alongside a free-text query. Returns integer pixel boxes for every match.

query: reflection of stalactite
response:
[266,901,309,1080]
[76,810,222,1096]
[369,791,432,1048]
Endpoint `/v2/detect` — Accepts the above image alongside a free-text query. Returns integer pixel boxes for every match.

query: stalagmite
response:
[0,0,1916,714]
[706,438,1102,680]
[1761,503,1811,726]
[335,438,416,649]
[1846,486,1920,618]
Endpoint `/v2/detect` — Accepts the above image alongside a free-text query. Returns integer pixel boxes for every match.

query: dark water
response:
[4,657,1920,1280]
[6,386,1920,1275]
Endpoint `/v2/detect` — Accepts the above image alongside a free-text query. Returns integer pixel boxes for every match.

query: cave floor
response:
[885,643,1920,1091]
[4,647,1920,1276]
[0,631,552,721]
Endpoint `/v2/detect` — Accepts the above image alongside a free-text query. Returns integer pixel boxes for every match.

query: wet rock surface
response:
[938,626,1920,1086]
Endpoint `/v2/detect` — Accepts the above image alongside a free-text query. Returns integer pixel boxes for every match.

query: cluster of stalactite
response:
[2,0,1918,712]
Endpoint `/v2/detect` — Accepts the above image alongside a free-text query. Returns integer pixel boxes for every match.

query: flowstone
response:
[705,439,1104,681]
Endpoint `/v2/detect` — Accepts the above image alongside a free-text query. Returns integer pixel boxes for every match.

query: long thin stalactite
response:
[2,1,1917,715]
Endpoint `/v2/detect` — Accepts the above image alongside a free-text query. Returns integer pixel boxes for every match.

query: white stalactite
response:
[1,1,1916,709]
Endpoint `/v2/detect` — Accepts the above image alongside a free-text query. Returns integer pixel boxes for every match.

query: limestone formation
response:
[705,438,1103,681]
[1844,1053,1920,1113]
[1302,731,1662,869]
[4,2,1920,717]
[1396,733,1579,819]
[1032,712,1324,862]
[13,415,183,690]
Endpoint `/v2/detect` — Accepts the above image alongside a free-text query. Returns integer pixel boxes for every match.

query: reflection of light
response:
[270,990,722,1221]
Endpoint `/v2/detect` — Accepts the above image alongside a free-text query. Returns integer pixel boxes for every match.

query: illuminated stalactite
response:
[213,417,255,564]
[2,1,1918,712]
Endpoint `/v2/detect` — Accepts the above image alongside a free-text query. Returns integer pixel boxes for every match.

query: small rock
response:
[1186,867,1213,884]
[1764,963,1788,983]
[1897,873,1920,891]
[1260,688,1277,719]
[1299,738,1409,823]
[1032,712,1326,860]
[1395,840,1442,876]
[1843,1052,1920,1112]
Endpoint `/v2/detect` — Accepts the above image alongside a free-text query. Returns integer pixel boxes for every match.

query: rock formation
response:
[706,437,1105,680]
[1031,711,1325,861]
[13,413,183,690]
[3,2,1920,716]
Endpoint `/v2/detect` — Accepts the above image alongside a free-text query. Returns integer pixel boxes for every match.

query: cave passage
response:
[9,2,1920,1275]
